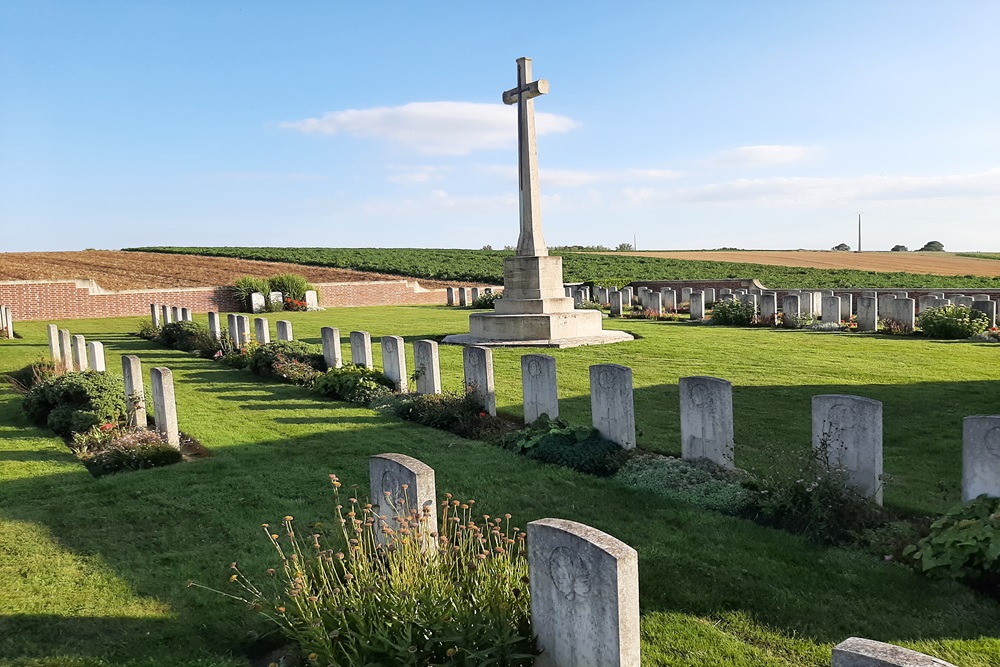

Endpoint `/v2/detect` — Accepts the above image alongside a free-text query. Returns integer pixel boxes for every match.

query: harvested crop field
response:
[0,250,466,291]
[607,250,1000,277]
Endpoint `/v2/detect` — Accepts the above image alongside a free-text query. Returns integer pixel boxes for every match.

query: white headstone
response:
[962,415,1000,501]
[369,453,438,548]
[813,394,884,504]
[269,291,283,308]
[87,342,106,372]
[680,287,693,303]
[620,286,633,305]
[59,329,72,371]
[689,291,705,320]
[170,306,180,322]
[72,334,88,371]
[304,290,319,310]
[522,353,558,424]
[679,376,735,469]
[227,313,240,346]
[971,300,997,328]
[180,307,192,321]
[122,355,146,428]
[150,367,180,448]
[661,288,676,311]
[471,287,481,303]
[350,331,373,369]
[47,324,60,361]
[857,297,878,331]
[892,298,916,330]
[276,320,293,341]
[447,287,456,306]
[783,294,801,320]
[381,336,407,392]
[250,292,266,313]
[589,364,635,449]
[161,304,171,325]
[463,346,496,416]
[208,311,221,341]
[254,317,271,344]
[822,296,842,323]
[877,293,897,317]
[609,291,623,317]
[648,292,662,316]
[458,287,469,307]
[703,287,716,304]
[150,303,161,328]
[237,316,251,346]
[838,293,853,321]
[832,637,957,667]
[321,327,343,369]
[759,293,777,324]
[413,340,442,395]
[528,518,640,667]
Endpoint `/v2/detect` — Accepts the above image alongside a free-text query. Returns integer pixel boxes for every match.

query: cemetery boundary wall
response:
[0,279,453,321]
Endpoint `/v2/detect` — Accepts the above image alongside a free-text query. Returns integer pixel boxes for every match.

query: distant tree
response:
[481,244,493,251]
[616,242,635,252]
[918,240,945,252]
[831,243,851,251]
[503,245,515,251]
[890,244,908,252]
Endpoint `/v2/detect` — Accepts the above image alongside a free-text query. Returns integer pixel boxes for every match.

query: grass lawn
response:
[1,306,999,666]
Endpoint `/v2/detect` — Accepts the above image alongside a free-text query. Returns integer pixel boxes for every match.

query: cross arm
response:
[502,79,549,105]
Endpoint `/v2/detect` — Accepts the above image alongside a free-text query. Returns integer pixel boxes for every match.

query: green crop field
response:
[128,246,1000,289]
[2,307,999,666]
[959,252,1000,262]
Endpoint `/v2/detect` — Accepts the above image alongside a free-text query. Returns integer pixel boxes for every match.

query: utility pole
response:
[633,233,637,251]
[857,213,862,253]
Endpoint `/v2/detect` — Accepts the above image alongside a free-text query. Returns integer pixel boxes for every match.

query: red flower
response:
[99,423,115,431]
[479,412,486,418]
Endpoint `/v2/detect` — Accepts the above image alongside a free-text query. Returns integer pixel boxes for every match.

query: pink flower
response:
[99,423,115,432]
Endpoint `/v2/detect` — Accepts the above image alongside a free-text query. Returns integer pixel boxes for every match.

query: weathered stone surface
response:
[471,287,481,303]
[620,287,633,304]
[237,316,251,346]
[180,307,192,321]
[47,324,60,361]
[413,340,442,394]
[877,293,896,317]
[269,291,283,307]
[72,334,88,371]
[59,329,72,370]
[447,287,456,306]
[122,355,146,428]
[590,364,635,449]
[522,354,558,424]
[813,394,884,504]
[822,296,842,323]
[782,294,801,319]
[161,304,171,325]
[956,296,975,309]
[369,453,438,548]
[679,376,734,469]
[609,291,623,317]
[208,311,221,340]
[838,293,853,321]
[832,637,957,667]
[150,367,180,448]
[892,298,916,329]
[350,331,373,368]
[703,287,716,304]
[250,293,265,313]
[857,297,878,331]
[463,346,496,415]
[894,291,908,299]
[962,415,1000,501]
[972,299,997,328]
[150,303,161,328]
[276,320,293,341]
[87,341,106,372]
[321,327,343,369]
[681,287,693,303]
[739,293,758,312]
[917,295,936,313]
[661,289,676,311]
[528,518,640,667]
[254,317,271,344]
[304,290,319,310]
[459,287,469,307]
[227,313,240,346]
[648,292,662,316]
[503,57,549,256]
[381,336,407,392]
[689,292,705,320]
[759,294,777,324]
[171,306,180,323]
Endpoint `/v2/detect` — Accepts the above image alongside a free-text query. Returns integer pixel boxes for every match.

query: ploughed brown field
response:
[0,250,463,291]
[607,250,1000,276]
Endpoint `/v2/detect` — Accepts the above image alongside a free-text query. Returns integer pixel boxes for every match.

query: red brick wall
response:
[0,279,463,322]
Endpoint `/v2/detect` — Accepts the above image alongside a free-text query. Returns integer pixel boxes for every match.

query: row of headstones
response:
[369,452,957,667]
[249,290,319,313]
[0,305,14,337]
[444,286,494,306]
[45,325,107,371]
[150,304,194,328]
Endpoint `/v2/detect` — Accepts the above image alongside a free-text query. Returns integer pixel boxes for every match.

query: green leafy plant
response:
[22,371,127,436]
[615,455,754,514]
[711,299,757,326]
[233,276,272,311]
[70,424,184,476]
[471,291,502,309]
[903,495,1000,594]
[271,352,323,387]
[195,476,535,666]
[136,320,161,340]
[500,417,626,477]
[268,273,314,304]
[880,318,914,335]
[374,391,515,441]
[5,359,62,393]
[157,321,222,356]
[248,341,326,381]
[918,305,990,339]
[313,365,395,404]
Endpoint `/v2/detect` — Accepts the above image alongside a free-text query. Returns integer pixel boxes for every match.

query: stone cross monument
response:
[443,58,632,348]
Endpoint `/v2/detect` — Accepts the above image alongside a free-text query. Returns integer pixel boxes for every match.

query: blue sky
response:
[2,1,999,252]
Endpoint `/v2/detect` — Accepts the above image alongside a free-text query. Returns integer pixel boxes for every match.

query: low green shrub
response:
[233,276,272,311]
[373,391,514,441]
[746,443,888,545]
[918,305,990,339]
[471,291,502,309]
[247,341,326,381]
[136,320,160,340]
[71,425,184,476]
[196,477,535,666]
[880,318,914,335]
[22,371,127,436]
[711,299,756,326]
[903,495,1000,594]
[575,300,604,311]
[271,352,323,387]
[267,273,314,303]
[615,455,755,513]
[313,365,395,404]
[500,417,626,477]
[157,321,221,356]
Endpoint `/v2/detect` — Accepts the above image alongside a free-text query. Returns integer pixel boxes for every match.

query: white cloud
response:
[476,164,683,188]
[386,165,445,184]
[627,168,683,180]
[713,145,813,167]
[282,101,580,155]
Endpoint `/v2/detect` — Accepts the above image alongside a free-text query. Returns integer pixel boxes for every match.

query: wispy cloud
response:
[282,101,580,155]
[206,172,327,181]
[476,164,683,187]
[386,165,445,184]
[712,145,813,167]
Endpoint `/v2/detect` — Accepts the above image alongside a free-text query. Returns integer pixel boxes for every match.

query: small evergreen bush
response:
[373,391,514,441]
[267,273,314,303]
[248,341,326,380]
[22,371,127,436]
[711,299,756,326]
[471,291,502,309]
[157,321,220,356]
[232,276,272,311]
[71,425,183,476]
[918,305,990,339]
[615,455,754,513]
[500,417,626,476]
[313,365,395,404]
